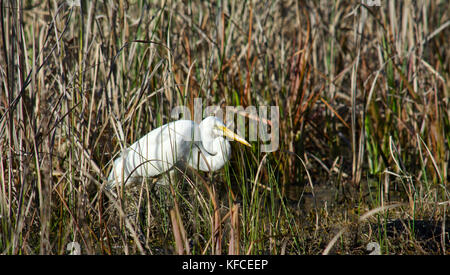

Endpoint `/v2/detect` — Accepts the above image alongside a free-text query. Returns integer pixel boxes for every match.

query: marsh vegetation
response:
[0,0,449,254]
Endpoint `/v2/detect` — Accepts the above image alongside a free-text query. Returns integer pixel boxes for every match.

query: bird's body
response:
[107,116,250,189]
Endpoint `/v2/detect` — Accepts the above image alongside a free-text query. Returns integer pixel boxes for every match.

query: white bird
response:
[107,116,250,189]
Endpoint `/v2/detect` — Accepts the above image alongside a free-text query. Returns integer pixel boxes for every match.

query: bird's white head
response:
[199,116,251,154]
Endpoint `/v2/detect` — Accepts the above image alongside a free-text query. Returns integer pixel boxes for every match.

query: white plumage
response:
[107,116,250,189]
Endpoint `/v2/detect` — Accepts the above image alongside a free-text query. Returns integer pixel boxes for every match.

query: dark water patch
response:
[378,219,450,253]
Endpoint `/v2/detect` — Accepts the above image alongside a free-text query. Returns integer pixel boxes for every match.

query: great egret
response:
[107,116,250,189]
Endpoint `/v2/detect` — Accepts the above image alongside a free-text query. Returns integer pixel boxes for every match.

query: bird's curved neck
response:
[187,137,230,172]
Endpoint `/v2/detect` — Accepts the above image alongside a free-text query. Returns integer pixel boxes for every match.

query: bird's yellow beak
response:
[217,125,251,147]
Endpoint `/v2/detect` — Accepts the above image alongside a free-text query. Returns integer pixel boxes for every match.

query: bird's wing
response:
[124,120,197,178]
[107,120,200,187]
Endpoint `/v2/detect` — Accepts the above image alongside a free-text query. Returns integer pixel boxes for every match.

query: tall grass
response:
[0,0,449,254]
